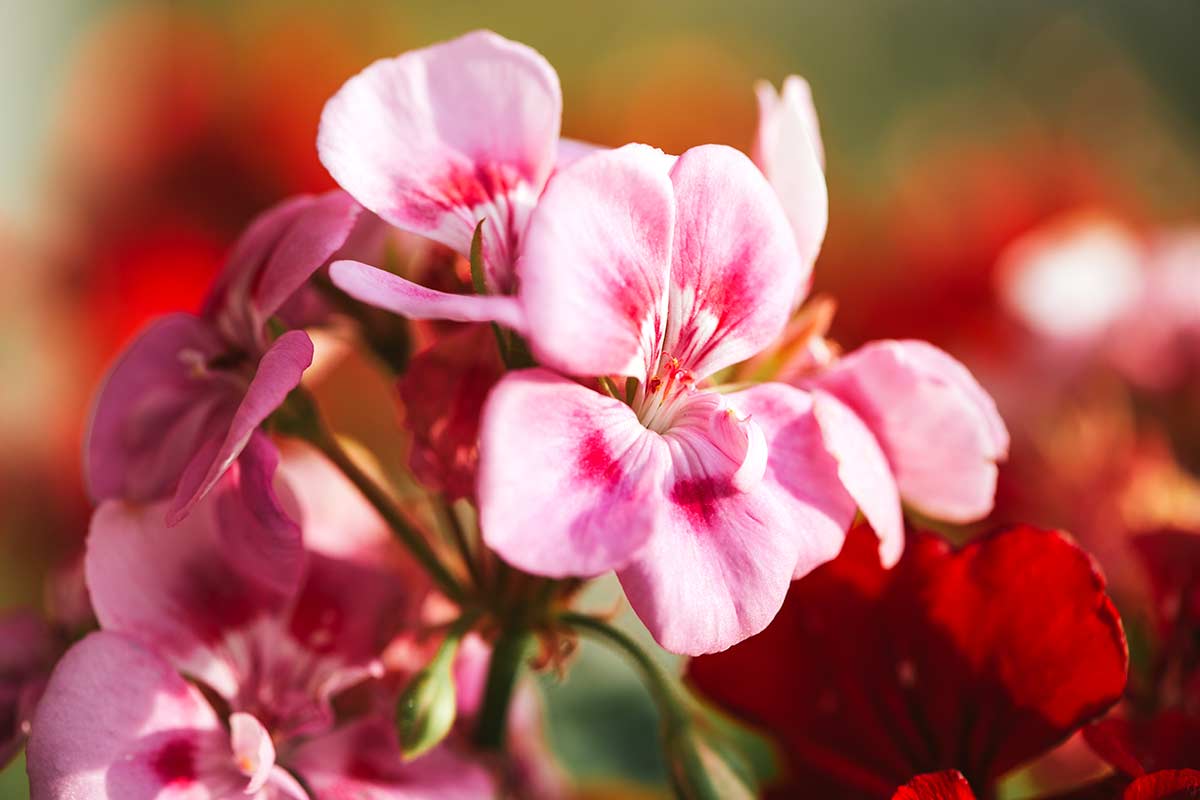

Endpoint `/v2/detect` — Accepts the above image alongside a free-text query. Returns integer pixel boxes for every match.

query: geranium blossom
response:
[318,30,564,330]
[28,449,492,799]
[478,142,857,655]
[687,523,1129,797]
[85,191,359,525]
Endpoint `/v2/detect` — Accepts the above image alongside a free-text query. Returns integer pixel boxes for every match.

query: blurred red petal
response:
[688,523,1128,797]
[892,771,976,800]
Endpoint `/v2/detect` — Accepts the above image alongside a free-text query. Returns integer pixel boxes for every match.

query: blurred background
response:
[2,1,1198,797]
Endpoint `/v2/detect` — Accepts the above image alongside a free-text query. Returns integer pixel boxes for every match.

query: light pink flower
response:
[478,143,860,655]
[28,449,492,799]
[319,30,565,330]
[85,191,359,526]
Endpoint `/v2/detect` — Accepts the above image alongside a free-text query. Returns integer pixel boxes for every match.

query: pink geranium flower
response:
[318,30,565,330]
[85,191,359,525]
[28,445,492,799]
[477,143,858,655]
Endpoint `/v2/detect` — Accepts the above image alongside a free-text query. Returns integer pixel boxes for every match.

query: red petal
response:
[892,771,976,800]
[1084,714,1200,777]
[1124,770,1200,800]
[688,523,1128,797]
[398,324,504,500]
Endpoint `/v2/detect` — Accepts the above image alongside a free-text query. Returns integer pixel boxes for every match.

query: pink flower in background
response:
[85,191,359,525]
[479,143,858,655]
[318,30,563,330]
[0,612,56,768]
[998,214,1200,389]
[28,446,492,799]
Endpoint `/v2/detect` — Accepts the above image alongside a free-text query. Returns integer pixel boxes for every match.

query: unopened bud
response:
[395,632,462,760]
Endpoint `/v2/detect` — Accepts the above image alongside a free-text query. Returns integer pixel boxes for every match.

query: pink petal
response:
[555,136,605,170]
[813,340,1008,523]
[317,30,561,291]
[617,410,802,655]
[520,144,675,378]
[26,632,243,799]
[729,383,858,579]
[811,389,904,568]
[85,313,230,505]
[289,717,495,800]
[665,144,804,379]
[86,485,302,700]
[752,76,827,290]
[329,259,527,330]
[478,369,670,577]
[252,190,361,322]
[167,329,314,524]
[229,712,276,794]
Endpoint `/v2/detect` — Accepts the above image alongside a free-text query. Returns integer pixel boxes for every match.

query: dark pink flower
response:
[85,191,359,525]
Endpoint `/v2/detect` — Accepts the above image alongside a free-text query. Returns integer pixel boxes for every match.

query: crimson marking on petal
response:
[577,430,623,487]
[151,738,197,785]
[670,477,735,525]
[176,554,271,642]
[401,162,522,225]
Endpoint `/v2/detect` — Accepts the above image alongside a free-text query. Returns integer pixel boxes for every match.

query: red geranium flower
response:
[687,523,1129,798]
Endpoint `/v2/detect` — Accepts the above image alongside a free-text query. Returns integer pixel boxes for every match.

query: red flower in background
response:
[687,523,1129,798]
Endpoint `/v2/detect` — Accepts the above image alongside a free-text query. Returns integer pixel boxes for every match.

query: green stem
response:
[559,612,688,730]
[282,389,464,603]
[474,624,531,750]
[440,496,482,589]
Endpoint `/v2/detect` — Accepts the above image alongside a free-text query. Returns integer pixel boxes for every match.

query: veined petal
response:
[86,484,302,701]
[26,632,248,800]
[289,717,494,800]
[330,260,527,330]
[478,369,670,577]
[85,313,229,505]
[812,389,904,568]
[665,144,803,379]
[813,340,1008,523]
[618,416,801,655]
[753,75,827,292]
[317,30,561,290]
[892,771,976,799]
[729,383,857,579]
[167,329,313,525]
[520,144,675,378]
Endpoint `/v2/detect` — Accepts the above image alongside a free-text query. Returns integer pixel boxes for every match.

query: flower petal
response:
[0,611,55,767]
[812,389,904,568]
[617,414,801,655]
[85,313,230,505]
[687,524,1128,794]
[229,712,276,794]
[26,632,242,799]
[892,771,976,800]
[289,717,495,800]
[398,324,505,500]
[167,329,313,524]
[519,143,675,377]
[252,190,361,322]
[729,383,857,579]
[478,369,669,577]
[1124,770,1200,800]
[330,259,527,329]
[86,484,302,700]
[812,340,1008,523]
[664,144,803,379]
[317,30,561,290]
[753,76,827,291]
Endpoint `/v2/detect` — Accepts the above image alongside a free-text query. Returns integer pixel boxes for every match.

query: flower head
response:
[85,191,359,525]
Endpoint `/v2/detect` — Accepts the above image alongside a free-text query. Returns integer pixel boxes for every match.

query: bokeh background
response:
[2,2,1199,797]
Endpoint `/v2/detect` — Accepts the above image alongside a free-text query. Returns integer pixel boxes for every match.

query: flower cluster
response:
[23,26,1195,800]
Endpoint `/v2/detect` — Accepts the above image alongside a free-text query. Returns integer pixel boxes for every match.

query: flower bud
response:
[395,632,461,760]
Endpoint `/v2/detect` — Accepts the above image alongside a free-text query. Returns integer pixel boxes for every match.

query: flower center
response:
[635,356,697,434]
